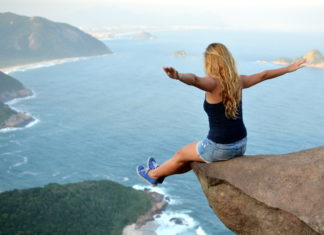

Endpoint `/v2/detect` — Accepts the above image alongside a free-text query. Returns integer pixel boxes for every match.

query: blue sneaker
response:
[136,165,158,186]
[147,157,159,170]
[147,157,165,184]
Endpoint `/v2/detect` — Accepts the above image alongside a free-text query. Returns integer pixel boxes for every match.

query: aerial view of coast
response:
[0,0,323,234]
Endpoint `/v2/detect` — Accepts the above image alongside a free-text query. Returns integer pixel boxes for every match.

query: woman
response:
[137,43,305,186]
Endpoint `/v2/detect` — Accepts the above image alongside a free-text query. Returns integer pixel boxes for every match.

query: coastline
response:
[122,189,168,235]
[0,88,36,132]
[0,96,36,132]
[0,53,110,131]
[0,54,109,74]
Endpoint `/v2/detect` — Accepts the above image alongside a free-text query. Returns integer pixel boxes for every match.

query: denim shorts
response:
[196,137,247,163]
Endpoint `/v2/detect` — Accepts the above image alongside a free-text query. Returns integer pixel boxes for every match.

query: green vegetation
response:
[0,12,111,68]
[0,71,25,94]
[0,180,152,235]
[0,101,16,125]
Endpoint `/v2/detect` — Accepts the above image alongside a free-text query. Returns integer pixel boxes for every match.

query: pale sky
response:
[1,0,324,31]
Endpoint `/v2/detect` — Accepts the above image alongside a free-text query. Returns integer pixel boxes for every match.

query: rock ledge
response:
[191,146,324,235]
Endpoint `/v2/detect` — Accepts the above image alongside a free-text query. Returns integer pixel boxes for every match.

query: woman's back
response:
[204,98,246,144]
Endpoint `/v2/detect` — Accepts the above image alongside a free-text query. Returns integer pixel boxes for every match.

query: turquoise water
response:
[1,30,324,234]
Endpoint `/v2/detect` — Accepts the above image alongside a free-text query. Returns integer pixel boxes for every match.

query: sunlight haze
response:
[1,0,324,31]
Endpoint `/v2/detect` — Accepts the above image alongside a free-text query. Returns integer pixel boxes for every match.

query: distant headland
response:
[0,71,34,130]
[0,12,112,69]
[132,31,157,40]
[261,49,324,68]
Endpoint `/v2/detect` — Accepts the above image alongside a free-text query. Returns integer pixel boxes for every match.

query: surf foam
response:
[133,184,207,235]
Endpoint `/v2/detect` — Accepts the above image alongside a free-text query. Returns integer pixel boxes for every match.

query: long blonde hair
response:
[204,43,242,119]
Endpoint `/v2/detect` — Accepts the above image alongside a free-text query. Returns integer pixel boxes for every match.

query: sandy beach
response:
[0,54,109,74]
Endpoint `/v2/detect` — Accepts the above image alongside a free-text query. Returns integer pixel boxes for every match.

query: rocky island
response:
[191,146,324,235]
[0,71,34,129]
[132,31,157,40]
[271,49,324,68]
[0,12,112,69]
[0,71,33,102]
[171,50,187,57]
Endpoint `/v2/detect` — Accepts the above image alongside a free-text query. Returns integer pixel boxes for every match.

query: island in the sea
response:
[132,31,157,40]
[270,49,324,68]
[0,71,34,129]
[0,12,112,69]
[171,50,188,57]
[0,180,167,235]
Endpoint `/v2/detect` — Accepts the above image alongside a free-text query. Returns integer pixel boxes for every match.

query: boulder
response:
[191,146,324,234]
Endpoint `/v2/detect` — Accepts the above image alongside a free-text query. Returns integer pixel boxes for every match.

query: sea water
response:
[1,29,324,235]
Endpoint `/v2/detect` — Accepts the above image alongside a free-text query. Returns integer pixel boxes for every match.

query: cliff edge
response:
[191,146,324,235]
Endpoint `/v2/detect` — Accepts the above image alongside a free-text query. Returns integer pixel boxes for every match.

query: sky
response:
[1,0,324,31]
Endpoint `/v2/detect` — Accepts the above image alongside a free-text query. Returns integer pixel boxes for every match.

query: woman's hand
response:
[163,66,179,79]
[287,59,307,72]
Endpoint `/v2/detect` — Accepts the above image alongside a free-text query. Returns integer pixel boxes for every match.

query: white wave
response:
[195,226,207,235]
[9,156,28,169]
[122,177,129,181]
[3,58,82,74]
[0,90,39,133]
[2,54,110,75]
[0,150,22,156]
[20,171,39,176]
[52,171,61,177]
[154,210,203,235]
[5,92,36,105]
[133,184,206,234]
[0,118,39,133]
[62,175,72,180]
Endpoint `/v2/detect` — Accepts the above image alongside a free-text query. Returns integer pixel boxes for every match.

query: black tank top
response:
[204,98,247,144]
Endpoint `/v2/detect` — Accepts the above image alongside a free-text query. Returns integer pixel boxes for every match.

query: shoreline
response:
[0,54,109,74]
[0,95,37,132]
[0,88,36,132]
[122,189,168,235]
[0,54,110,131]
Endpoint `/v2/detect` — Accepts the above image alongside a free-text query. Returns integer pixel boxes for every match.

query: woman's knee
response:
[174,142,203,163]
[174,145,194,162]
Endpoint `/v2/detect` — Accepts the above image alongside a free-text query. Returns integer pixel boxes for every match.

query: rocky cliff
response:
[191,146,324,235]
[0,71,34,129]
[0,71,33,102]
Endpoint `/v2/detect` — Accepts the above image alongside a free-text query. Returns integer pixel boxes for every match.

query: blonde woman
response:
[137,43,305,186]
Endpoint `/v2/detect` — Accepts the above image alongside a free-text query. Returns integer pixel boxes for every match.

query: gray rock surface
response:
[0,113,34,129]
[191,147,324,234]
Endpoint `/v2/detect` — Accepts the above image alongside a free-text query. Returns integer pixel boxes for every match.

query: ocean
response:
[1,29,324,235]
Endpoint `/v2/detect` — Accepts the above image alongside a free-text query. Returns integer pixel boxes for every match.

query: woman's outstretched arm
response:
[241,59,306,89]
[163,66,217,92]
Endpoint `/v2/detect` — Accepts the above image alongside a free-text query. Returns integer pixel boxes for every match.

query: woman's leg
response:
[148,142,204,179]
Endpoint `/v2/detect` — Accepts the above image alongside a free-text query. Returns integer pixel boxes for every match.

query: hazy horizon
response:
[1,0,324,32]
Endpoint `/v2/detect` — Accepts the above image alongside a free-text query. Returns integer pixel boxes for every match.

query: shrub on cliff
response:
[0,101,16,125]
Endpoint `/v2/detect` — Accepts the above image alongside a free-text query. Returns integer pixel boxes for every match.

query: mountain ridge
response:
[0,12,111,68]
